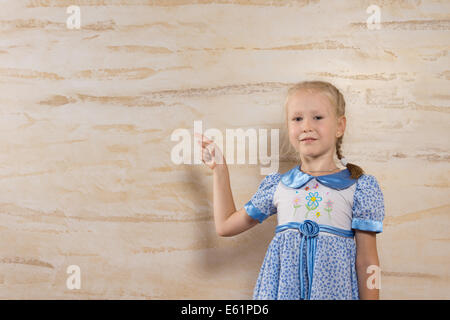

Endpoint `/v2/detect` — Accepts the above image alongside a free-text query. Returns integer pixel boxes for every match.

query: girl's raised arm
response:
[195,133,258,237]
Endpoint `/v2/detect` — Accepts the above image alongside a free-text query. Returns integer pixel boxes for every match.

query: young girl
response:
[195,81,384,300]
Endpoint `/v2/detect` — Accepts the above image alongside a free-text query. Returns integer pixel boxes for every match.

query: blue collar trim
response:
[280,165,357,190]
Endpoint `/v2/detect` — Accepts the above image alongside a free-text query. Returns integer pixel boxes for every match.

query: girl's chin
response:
[298,148,321,157]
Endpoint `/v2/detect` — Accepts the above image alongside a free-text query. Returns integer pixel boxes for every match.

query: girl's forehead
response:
[287,90,334,114]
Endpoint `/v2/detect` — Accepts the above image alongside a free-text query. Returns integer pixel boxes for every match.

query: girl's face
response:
[287,89,346,161]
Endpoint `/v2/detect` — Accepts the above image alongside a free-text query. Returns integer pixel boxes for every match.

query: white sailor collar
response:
[280,165,357,190]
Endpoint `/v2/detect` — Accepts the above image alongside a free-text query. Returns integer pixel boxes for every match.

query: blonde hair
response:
[281,80,364,179]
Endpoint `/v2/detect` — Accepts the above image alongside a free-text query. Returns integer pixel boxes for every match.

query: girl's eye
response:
[293,116,322,121]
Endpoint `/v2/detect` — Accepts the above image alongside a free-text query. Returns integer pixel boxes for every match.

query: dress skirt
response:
[252,229,360,300]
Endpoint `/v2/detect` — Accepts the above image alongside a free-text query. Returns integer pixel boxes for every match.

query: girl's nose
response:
[302,119,312,132]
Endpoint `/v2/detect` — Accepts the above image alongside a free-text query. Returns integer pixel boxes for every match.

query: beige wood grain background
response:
[0,0,448,299]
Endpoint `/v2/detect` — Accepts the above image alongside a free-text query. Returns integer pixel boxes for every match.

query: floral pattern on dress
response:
[305,191,322,218]
[324,199,334,222]
[292,194,302,218]
[352,174,385,224]
[291,189,334,222]
[253,230,359,300]
[249,173,282,222]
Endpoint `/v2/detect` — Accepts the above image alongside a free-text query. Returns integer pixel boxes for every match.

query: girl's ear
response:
[336,115,346,138]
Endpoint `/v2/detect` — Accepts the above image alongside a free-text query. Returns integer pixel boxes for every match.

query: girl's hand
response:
[194,132,225,170]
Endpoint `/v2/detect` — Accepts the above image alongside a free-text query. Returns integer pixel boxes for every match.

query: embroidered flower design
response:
[306,192,322,208]
[313,183,319,189]
[305,192,323,218]
[305,186,310,191]
[292,195,302,218]
[315,211,321,218]
[292,196,302,208]
[324,199,334,222]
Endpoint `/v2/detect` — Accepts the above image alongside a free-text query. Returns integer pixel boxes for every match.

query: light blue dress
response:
[244,165,385,300]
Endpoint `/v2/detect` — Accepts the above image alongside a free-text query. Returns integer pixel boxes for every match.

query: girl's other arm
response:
[355,230,380,300]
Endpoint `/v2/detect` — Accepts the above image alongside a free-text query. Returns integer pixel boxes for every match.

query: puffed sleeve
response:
[351,174,385,233]
[244,173,281,223]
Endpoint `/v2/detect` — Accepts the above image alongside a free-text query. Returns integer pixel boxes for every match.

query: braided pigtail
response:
[335,136,364,180]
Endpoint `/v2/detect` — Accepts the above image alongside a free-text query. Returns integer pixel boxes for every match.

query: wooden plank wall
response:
[0,0,448,299]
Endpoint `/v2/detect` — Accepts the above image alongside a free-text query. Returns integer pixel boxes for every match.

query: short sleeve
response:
[244,173,281,224]
[351,174,385,233]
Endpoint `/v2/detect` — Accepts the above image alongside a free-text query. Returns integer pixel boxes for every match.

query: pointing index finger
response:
[194,132,214,145]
